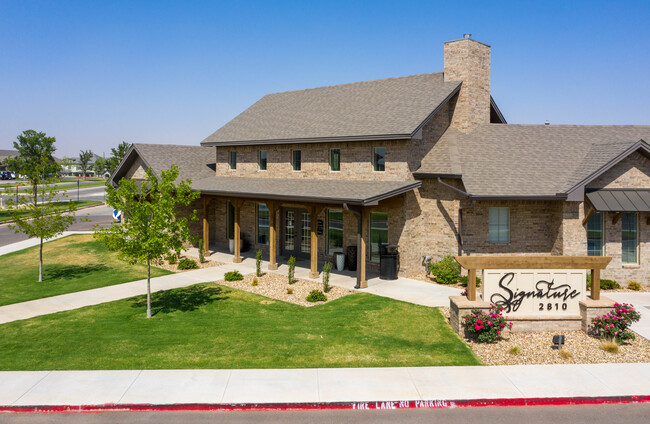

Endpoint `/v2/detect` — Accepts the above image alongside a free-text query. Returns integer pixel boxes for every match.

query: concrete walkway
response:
[0,363,648,406]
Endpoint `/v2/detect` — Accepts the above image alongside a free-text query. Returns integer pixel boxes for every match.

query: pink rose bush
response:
[591,302,641,344]
[462,304,513,342]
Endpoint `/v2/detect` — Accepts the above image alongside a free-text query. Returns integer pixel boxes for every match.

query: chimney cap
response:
[463,33,472,39]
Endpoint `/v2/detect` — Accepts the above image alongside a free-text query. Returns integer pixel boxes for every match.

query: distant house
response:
[60,153,103,177]
[0,149,19,171]
[111,35,650,287]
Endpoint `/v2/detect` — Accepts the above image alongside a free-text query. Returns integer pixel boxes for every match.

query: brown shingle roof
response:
[417,124,650,197]
[201,73,460,146]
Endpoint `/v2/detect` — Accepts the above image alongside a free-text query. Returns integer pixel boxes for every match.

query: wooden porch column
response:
[590,268,601,300]
[358,208,368,288]
[467,268,477,301]
[202,196,210,256]
[233,199,243,263]
[268,202,278,271]
[309,205,323,278]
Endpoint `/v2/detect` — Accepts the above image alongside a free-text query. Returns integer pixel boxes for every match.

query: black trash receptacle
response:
[379,244,399,280]
[346,246,357,271]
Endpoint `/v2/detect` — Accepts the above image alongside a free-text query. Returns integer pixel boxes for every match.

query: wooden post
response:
[268,202,278,271]
[467,268,477,301]
[202,197,210,256]
[233,199,243,263]
[358,208,368,288]
[309,205,322,278]
[591,268,600,300]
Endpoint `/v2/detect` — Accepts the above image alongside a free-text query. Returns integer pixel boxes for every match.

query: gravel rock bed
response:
[157,256,226,273]
[215,271,354,307]
[439,307,650,365]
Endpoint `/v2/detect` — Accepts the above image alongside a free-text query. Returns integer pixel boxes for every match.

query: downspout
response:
[343,202,362,289]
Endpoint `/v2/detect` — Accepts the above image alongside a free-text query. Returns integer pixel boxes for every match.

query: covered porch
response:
[191,176,421,288]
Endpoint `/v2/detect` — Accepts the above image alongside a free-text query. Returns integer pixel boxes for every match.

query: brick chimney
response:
[444,34,491,133]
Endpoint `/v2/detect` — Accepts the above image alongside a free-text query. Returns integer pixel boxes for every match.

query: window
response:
[587,212,604,256]
[372,147,385,171]
[229,151,237,170]
[330,149,341,172]
[488,207,509,243]
[370,212,388,263]
[292,150,301,171]
[258,150,267,170]
[257,203,269,245]
[327,209,344,255]
[622,212,638,264]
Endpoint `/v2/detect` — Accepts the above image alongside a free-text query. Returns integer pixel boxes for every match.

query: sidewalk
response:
[0,363,648,408]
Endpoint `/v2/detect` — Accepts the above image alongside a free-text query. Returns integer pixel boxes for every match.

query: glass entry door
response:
[282,208,310,258]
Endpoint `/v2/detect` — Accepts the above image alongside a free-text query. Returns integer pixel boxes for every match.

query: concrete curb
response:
[1,395,649,414]
[0,202,106,225]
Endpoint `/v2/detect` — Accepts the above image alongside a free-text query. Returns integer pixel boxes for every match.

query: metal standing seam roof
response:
[586,189,650,212]
[201,73,461,146]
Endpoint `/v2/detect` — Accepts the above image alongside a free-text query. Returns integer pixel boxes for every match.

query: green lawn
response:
[0,284,480,370]
[0,234,172,306]
[0,200,102,223]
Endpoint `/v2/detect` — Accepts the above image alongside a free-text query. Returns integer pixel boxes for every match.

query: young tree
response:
[79,150,93,179]
[5,130,80,282]
[93,157,107,178]
[95,165,200,318]
[107,142,131,175]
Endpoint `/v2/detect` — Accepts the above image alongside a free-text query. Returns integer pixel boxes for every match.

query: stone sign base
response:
[449,295,616,337]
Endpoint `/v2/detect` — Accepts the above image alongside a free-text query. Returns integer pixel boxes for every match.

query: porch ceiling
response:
[586,189,650,212]
[191,176,421,206]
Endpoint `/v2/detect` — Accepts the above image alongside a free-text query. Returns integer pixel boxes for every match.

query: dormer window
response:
[373,147,385,172]
[330,149,341,172]
[259,150,267,170]
[229,151,237,170]
[292,150,302,171]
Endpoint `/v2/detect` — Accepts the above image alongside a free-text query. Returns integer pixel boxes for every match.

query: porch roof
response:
[191,176,421,206]
[586,189,650,212]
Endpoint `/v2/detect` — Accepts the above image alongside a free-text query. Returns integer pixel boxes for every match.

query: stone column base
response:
[580,296,616,333]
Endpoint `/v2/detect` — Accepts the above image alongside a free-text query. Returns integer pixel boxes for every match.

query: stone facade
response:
[443,37,491,133]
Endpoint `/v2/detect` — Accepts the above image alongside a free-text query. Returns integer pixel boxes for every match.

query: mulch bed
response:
[157,256,226,273]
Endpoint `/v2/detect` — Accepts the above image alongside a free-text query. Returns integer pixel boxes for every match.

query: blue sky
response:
[1,0,649,158]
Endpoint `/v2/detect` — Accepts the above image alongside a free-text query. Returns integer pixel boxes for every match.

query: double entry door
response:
[282,207,311,258]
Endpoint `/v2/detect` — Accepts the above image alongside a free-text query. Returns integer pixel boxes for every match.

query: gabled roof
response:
[201,73,461,146]
[416,125,650,198]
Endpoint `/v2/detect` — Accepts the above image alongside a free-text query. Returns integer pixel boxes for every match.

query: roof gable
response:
[201,73,461,146]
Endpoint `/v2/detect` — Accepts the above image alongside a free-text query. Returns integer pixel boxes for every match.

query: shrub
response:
[508,346,521,356]
[224,270,244,281]
[628,281,642,291]
[559,349,573,359]
[587,275,620,290]
[458,275,482,287]
[251,278,258,286]
[600,339,619,353]
[306,289,327,303]
[429,255,460,285]
[177,258,198,270]
[166,254,178,265]
[462,304,513,343]
[591,302,641,343]
[322,262,332,293]
[198,239,205,263]
[287,256,296,284]
[286,288,293,295]
[255,249,263,277]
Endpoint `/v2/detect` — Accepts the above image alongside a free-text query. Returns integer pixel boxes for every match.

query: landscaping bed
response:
[156,256,226,272]
[440,307,650,365]
[216,271,354,307]
[0,284,480,370]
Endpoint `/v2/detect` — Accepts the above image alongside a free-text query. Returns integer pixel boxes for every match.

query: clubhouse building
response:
[112,35,650,288]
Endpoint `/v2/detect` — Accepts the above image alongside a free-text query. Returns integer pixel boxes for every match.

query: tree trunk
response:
[39,237,43,282]
[33,183,37,207]
[146,259,151,318]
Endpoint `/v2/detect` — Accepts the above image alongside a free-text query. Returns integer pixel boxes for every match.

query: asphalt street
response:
[0,403,648,424]
[0,183,106,204]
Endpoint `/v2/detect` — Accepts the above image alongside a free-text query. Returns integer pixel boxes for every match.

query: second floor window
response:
[259,150,267,170]
[229,151,237,170]
[373,147,385,172]
[292,150,302,171]
[330,149,341,172]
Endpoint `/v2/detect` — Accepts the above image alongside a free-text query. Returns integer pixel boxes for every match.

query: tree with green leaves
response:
[79,150,93,179]
[93,157,108,178]
[107,141,131,175]
[95,165,200,317]
[5,130,80,282]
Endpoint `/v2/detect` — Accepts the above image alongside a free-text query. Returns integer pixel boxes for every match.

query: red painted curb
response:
[1,395,648,414]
